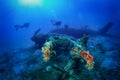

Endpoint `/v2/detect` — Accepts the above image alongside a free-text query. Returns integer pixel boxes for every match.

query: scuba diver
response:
[51,20,62,28]
[15,22,30,30]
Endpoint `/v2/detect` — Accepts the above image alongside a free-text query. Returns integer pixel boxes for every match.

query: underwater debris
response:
[76,34,89,47]
[33,28,41,37]
[15,22,30,30]
[99,22,113,34]
[41,35,94,71]
[64,60,75,72]
[52,64,78,80]
[31,22,115,49]
[31,29,49,48]
[50,22,114,38]
[40,35,94,80]
[31,28,41,41]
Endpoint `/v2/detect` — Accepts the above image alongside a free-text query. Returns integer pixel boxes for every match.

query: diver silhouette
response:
[15,23,30,30]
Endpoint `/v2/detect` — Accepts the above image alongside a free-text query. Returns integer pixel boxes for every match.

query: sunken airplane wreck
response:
[31,22,114,47]
[15,22,30,30]
[50,22,114,38]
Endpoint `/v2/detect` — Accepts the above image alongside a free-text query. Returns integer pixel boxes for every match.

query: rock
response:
[102,42,114,51]
[101,58,118,70]
[12,63,25,74]
[105,50,119,58]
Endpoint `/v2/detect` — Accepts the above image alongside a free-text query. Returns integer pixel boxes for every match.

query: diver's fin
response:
[99,22,113,34]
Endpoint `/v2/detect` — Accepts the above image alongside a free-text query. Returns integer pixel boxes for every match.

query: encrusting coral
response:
[80,50,94,70]
[41,35,94,70]
[70,47,94,70]
[41,41,52,62]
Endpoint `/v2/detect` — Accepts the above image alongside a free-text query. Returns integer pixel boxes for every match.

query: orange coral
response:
[42,46,51,62]
[80,50,93,63]
[80,50,94,70]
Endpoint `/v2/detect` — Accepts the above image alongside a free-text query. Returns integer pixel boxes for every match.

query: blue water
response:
[0,0,120,80]
[0,0,120,51]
